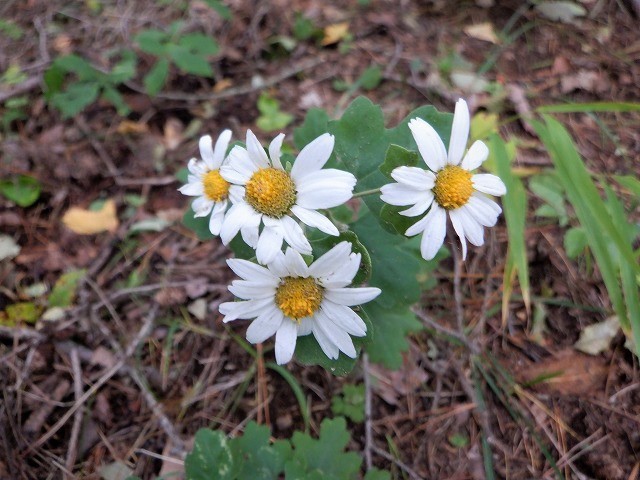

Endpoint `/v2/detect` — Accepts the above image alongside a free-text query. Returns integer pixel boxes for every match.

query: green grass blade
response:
[536,102,640,113]
[266,362,311,432]
[490,134,530,317]
[532,117,640,353]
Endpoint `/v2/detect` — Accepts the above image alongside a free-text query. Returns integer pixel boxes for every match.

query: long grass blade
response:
[490,134,530,318]
[536,102,640,113]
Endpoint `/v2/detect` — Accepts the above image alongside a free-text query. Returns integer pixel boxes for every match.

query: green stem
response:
[352,187,381,198]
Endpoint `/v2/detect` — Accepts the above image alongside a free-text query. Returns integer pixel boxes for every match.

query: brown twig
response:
[30,303,159,450]
[371,445,423,480]
[64,348,83,479]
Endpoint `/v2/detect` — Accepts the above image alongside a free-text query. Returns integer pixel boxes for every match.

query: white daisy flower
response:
[219,241,381,365]
[380,99,506,260]
[219,130,356,264]
[178,130,239,235]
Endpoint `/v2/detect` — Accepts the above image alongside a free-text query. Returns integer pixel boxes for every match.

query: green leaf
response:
[293,14,318,40]
[101,86,130,116]
[108,50,137,83]
[294,108,330,150]
[379,144,419,178]
[144,58,169,95]
[564,227,588,259]
[53,54,97,80]
[4,302,41,326]
[0,19,24,40]
[285,418,361,480]
[202,0,233,20]
[529,173,568,226]
[362,303,420,368]
[51,82,100,118]
[294,333,359,376]
[256,92,293,132]
[364,469,392,480]
[43,64,65,97]
[134,29,170,56]
[48,269,86,308]
[167,45,213,76]
[358,65,382,91]
[185,429,234,480]
[229,422,291,480]
[179,33,220,56]
[331,384,365,423]
[0,175,41,207]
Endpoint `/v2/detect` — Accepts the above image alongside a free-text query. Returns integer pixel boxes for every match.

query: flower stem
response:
[352,187,381,198]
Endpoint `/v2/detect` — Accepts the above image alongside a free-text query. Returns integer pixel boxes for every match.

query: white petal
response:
[256,226,284,265]
[208,200,227,235]
[324,287,381,306]
[472,174,507,196]
[314,310,356,358]
[308,242,351,278]
[240,224,259,248]
[448,98,470,165]
[192,196,214,217]
[178,181,204,196]
[291,205,339,236]
[280,216,312,255]
[449,208,468,260]
[451,207,484,247]
[311,319,339,360]
[188,158,207,175]
[229,280,276,299]
[246,129,270,169]
[320,301,367,337]
[465,194,500,227]
[212,129,232,168]
[399,192,434,217]
[408,117,447,172]
[290,133,335,181]
[275,320,298,364]
[199,135,216,169]
[220,202,259,245]
[295,170,356,209]
[380,183,424,206]
[266,251,289,278]
[471,192,502,216]
[390,166,435,190]
[297,317,313,336]
[221,147,257,184]
[460,140,489,171]
[283,247,309,277]
[417,205,447,261]
[246,307,284,344]
[321,253,360,288]
[268,133,285,170]
[219,297,274,321]
[229,185,245,204]
[227,258,277,282]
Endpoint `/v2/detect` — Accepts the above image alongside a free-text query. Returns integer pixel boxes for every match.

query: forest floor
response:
[1,0,640,479]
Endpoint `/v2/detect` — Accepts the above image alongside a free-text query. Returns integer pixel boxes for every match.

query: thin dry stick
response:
[124,365,186,454]
[448,230,465,332]
[30,303,159,449]
[64,348,83,479]
[126,57,324,102]
[363,353,373,471]
[371,445,423,480]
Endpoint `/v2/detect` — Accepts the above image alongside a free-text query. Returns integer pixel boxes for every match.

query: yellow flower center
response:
[275,276,323,321]
[245,168,296,218]
[203,170,230,202]
[433,165,473,210]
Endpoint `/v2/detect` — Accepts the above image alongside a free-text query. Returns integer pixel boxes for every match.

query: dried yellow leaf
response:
[463,22,499,44]
[322,22,350,46]
[62,199,119,235]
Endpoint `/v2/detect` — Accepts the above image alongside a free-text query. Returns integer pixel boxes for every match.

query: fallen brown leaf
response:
[322,22,349,46]
[62,199,119,235]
